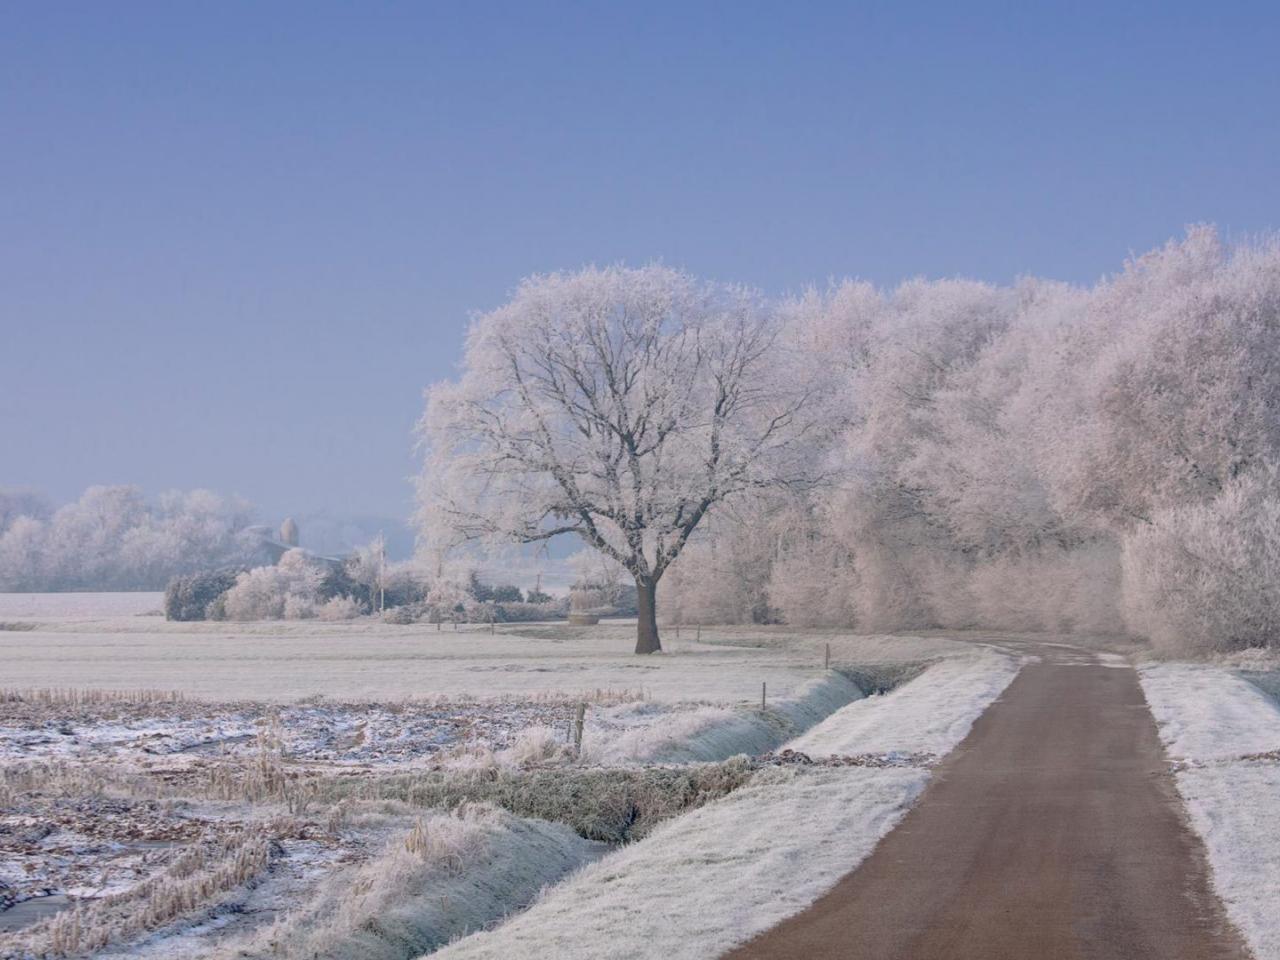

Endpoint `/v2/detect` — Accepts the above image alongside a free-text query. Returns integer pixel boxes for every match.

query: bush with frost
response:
[318,595,363,621]
[221,549,327,621]
[164,569,241,621]
[423,579,470,621]
[1122,470,1280,653]
[342,537,430,610]
[495,599,568,621]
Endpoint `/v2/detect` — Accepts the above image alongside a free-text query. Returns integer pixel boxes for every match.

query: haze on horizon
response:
[3,1,1279,525]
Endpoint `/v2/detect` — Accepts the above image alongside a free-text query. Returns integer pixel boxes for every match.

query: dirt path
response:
[724,644,1248,960]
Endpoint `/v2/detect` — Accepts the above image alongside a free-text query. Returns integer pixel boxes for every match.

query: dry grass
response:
[0,686,186,705]
[0,759,160,805]
[199,715,321,814]
[16,824,281,957]
[403,808,485,868]
[346,687,648,709]
[212,804,599,960]
[326,756,757,843]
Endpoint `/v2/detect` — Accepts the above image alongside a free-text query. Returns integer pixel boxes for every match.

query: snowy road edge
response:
[428,647,1023,960]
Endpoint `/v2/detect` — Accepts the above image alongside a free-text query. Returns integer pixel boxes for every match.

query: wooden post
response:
[761,681,767,711]
[696,624,701,641]
[573,702,586,756]
[675,625,680,639]
[825,642,830,670]
[437,621,441,632]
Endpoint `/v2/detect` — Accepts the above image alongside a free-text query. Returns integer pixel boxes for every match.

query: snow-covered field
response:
[1139,663,1280,960]
[1,593,995,959]
[0,592,165,621]
[0,694,603,769]
[0,596,963,703]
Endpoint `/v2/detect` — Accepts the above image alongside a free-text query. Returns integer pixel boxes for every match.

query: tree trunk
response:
[634,576,661,654]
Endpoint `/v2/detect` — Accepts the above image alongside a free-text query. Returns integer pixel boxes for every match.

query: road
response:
[723,644,1248,960]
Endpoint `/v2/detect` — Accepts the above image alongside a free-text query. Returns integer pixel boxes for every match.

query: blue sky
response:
[3,1,1278,525]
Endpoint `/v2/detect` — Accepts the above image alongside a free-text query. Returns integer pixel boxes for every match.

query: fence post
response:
[573,702,586,757]
[761,681,767,711]
[825,642,830,670]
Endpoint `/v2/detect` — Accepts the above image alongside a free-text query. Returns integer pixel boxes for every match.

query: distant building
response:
[241,519,344,570]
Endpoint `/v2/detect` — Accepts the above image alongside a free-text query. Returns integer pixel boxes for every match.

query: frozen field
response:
[0,593,964,702]
[0,592,992,958]
[0,592,164,621]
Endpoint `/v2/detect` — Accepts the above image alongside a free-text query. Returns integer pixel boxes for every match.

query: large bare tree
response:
[416,265,820,653]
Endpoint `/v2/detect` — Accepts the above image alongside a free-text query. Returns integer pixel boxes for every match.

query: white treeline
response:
[0,485,260,591]
[421,228,1280,654]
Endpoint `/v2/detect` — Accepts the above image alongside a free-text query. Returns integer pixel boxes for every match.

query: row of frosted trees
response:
[421,227,1280,654]
[661,228,1280,653]
[0,486,259,591]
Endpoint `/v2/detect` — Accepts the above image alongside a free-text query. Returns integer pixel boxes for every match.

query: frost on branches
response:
[418,229,1280,656]
[415,266,829,653]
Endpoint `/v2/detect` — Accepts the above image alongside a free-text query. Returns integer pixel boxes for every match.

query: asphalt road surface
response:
[724,644,1248,960]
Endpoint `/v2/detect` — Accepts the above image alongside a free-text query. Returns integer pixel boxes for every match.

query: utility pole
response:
[378,531,386,618]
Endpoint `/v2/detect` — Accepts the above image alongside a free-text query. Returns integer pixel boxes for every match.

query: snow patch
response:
[1174,764,1280,960]
[582,672,864,764]
[1139,663,1280,760]
[788,650,1021,757]
[1139,663,1280,960]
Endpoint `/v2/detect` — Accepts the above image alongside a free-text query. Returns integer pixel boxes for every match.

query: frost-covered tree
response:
[0,485,258,591]
[0,489,52,533]
[1048,228,1280,529]
[416,265,825,653]
[0,516,48,590]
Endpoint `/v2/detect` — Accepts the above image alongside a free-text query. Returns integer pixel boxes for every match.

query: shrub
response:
[222,549,326,621]
[1123,470,1280,653]
[318,564,367,606]
[318,595,364,621]
[164,570,240,621]
[381,599,566,624]
[495,599,568,622]
[569,585,614,614]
